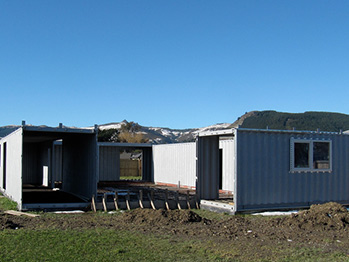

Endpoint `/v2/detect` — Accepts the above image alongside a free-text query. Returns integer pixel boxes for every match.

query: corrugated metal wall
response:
[99,146,120,181]
[62,133,97,200]
[0,128,23,206]
[235,129,349,211]
[22,142,51,185]
[52,143,62,183]
[142,147,153,182]
[153,142,196,187]
[197,136,220,199]
[220,139,235,193]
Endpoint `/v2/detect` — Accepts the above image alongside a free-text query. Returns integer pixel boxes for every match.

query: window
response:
[290,138,332,172]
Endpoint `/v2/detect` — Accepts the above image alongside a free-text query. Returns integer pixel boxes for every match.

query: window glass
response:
[294,142,309,168]
[313,142,330,169]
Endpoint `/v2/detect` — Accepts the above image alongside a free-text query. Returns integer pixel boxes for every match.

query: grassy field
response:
[0,229,226,262]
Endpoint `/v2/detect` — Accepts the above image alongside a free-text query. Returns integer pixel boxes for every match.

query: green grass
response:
[120,176,142,180]
[0,229,229,262]
[0,193,17,211]
[0,228,347,262]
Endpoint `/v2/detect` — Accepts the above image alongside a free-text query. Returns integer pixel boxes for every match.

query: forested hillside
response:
[234,111,349,132]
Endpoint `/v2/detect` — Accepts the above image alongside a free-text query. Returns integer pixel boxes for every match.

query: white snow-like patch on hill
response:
[98,123,123,130]
[193,123,231,134]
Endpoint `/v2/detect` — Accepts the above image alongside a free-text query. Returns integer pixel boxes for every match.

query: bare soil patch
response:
[1,202,348,260]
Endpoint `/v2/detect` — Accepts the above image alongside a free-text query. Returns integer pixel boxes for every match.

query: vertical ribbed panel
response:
[153,143,196,187]
[142,147,153,182]
[99,146,120,181]
[62,134,97,199]
[236,130,349,211]
[52,144,63,182]
[197,136,220,200]
[219,139,235,193]
[0,128,23,205]
[22,143,39,184]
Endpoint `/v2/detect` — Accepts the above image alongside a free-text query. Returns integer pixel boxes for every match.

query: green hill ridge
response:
[232,111,349,132]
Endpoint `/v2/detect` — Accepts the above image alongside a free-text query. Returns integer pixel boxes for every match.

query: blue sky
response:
[1,1,349,129]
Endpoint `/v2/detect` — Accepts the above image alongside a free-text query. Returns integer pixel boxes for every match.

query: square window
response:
[291,139,331,172]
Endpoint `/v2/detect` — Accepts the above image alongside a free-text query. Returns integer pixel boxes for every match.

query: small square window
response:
[290,138,332,172]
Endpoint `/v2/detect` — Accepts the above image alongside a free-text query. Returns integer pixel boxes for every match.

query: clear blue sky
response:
[1,1,349,129]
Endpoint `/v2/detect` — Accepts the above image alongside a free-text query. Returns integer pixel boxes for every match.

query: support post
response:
[164,189,170,210]
[176,190,181,210]
[186,190,191,209]
[148,190,156,210]
[91,195,96,212]
[126,191,131,211]
[138,190,144,208]
[114,192,119,210]
[102,193,107,212]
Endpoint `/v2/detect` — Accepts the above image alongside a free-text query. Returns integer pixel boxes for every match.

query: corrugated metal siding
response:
[62,134,97,199]
[197,136,220,199]
[236,130,349,211]
[22,143,41,184]
[153,143,196,187]
[142,147,153,182]
[219,139,235,193]
[0,128,23,206]
[99,146,120,181]
[52,143,62,182]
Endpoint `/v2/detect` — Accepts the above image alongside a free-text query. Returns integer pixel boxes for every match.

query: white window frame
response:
[290,138,332,172]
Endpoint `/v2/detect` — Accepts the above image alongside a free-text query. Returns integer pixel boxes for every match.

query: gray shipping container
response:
[197,128,349,212]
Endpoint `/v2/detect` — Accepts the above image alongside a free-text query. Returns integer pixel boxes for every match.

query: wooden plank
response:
[102,193,107,212]
[4,210,40,217]
[91,195,97,212]
[138,190,144,209]
[186,190,191,209]
[126,191,131,211]
[176,191,181,210]
[195,194,200,209]
[164,189,170,210]
[114,192,119,210]
[148,191,156,210]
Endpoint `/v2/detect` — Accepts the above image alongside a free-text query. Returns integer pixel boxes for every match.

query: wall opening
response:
[119,149,142,181]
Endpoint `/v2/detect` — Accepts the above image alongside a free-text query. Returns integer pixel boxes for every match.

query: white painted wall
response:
[0,128,23,207]
[220,139,235,193]
[153,140,236,192]
[153,143,197,188]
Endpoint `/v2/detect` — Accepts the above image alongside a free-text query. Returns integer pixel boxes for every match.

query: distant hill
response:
[2,110,349,142]
[230,111,349,132]
[98,121,231,144]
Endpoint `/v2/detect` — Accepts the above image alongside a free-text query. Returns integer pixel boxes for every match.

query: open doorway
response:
[120,149,142,180]
[98,143,152,183]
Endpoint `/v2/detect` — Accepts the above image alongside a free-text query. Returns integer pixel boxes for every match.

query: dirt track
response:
[1,202,349,260]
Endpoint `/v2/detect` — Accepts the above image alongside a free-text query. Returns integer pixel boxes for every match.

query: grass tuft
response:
[0,194,17,211]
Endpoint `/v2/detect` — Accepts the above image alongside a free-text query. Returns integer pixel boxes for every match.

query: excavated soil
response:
[1,202,349,260]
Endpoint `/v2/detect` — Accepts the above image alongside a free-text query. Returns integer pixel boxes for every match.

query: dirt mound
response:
[0,214,22,230]
[283,202,349,230]
[123,209,203,225]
